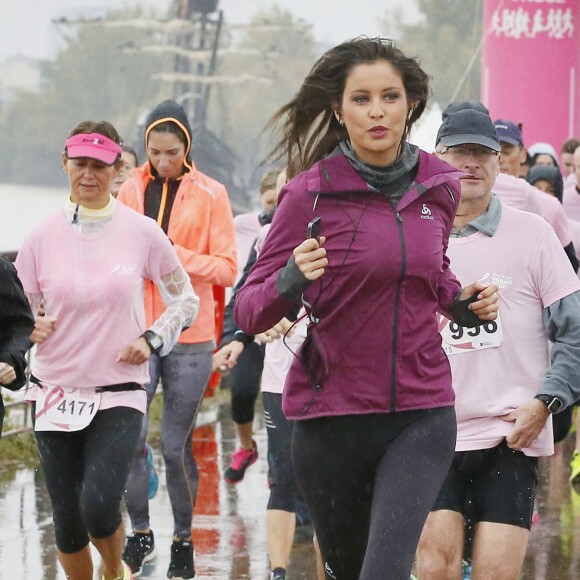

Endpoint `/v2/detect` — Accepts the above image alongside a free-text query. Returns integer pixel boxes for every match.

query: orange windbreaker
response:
[117,162,237,345]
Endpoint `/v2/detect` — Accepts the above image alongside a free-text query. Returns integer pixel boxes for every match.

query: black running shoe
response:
[122,531,156,577]
[270,567,287,579]
[167,539,195,579]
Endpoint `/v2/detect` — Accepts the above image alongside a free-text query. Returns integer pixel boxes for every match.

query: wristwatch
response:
[534,394,563,414]
[233,329,254,346]
[141,330,163,355]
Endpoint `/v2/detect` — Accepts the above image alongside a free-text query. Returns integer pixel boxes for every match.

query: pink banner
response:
[482,0,580,155]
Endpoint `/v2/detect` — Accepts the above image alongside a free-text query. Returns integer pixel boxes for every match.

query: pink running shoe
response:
[224,439,258,484]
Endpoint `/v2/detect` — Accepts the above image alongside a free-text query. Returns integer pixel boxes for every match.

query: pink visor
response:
[64,133,122,165]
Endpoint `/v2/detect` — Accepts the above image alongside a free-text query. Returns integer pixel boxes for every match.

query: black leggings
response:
[291,407,456,580]
[230,341,265,424]
[34,406,142,553]
[263,392,302,512]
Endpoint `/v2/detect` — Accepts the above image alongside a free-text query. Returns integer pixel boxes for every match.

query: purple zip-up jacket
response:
[235,150,465,420]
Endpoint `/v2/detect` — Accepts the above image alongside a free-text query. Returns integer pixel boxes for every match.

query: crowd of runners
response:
[2,35,580,580]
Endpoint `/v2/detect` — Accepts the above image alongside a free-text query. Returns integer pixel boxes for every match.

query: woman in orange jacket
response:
[118,99,236,579]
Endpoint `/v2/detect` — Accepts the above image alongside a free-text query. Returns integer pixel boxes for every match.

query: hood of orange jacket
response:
[145,99,194,174]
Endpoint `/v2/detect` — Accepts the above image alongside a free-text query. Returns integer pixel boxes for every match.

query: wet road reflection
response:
[1,395,580,578]
[521,444,580,580]
[0,396,317,579]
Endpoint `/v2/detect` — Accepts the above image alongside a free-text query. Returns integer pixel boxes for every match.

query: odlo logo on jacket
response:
[421,203,434,220]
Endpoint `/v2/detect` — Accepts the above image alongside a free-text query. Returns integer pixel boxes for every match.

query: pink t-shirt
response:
[535,192,573,247]
[233,211,261,285]
[563,183,580,222]
[444,204,580,457]
[494,173,572,246]
[493,172,543,216]
[564,173,577,188]
[15,204,180,411]
[261,314,308,395]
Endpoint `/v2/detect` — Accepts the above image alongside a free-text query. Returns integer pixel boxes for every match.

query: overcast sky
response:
[0,0,416,60]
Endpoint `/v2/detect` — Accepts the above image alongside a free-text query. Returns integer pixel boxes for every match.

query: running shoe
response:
[123,531,156,577]
[146,444,159,500]
[462,559,472,579]
[270,568,287,580]
[224,439,258,484]
[101,561,134,580]
[167,538,195,579]
[570,449,580,484]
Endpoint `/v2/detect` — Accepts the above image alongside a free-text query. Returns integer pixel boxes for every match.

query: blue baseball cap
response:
[493,119,523,146]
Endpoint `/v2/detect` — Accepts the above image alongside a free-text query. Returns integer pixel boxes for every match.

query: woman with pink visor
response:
[15,120,199,580]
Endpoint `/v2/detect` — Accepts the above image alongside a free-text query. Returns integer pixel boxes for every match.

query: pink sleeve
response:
[549,202,573,247]
[524,186,545,217]
[145,224,182,283]
[535,191,573,247]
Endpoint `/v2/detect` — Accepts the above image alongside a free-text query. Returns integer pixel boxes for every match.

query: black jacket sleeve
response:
[0,256,34,390]
[564,242,579,274]
[219,244,258,348]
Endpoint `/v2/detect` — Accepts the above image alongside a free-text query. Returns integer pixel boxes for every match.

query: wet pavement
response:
[0,392,317,580]
[2,391,580,579]
[521,445,580,580]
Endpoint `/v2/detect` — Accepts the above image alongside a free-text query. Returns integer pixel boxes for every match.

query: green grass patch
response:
[0,431,39,482]
[1,393,39,468]
[146,391,163,444]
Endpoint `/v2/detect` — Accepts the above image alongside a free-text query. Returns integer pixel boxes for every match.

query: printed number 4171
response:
[56,400,95,415]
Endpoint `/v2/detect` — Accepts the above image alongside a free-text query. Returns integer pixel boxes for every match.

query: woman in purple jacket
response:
[234,37,498,579]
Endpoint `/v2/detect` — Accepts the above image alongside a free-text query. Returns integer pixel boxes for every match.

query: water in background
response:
[0,183,67,253]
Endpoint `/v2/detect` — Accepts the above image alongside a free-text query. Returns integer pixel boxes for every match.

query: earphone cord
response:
[284,197,368,363]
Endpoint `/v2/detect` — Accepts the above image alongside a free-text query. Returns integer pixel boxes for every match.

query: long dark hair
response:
[268,37,431,178]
